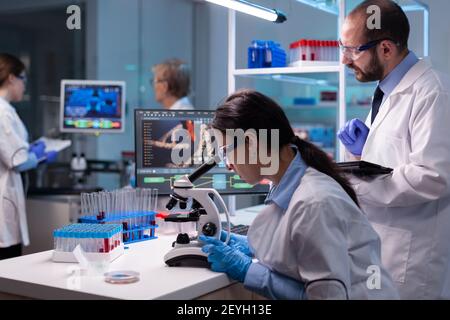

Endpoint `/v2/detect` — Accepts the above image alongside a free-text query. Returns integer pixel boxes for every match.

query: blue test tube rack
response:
[79,211,158,244]
[52,223,124,263]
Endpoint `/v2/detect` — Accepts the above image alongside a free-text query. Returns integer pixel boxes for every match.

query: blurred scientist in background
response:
[151,58,193,110]
[150,58,194,212]
[0,53,57,259]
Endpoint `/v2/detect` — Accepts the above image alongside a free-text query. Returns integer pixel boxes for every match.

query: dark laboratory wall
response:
[0,5,85,142]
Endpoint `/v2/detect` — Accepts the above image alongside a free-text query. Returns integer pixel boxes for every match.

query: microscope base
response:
[164,246,209,267]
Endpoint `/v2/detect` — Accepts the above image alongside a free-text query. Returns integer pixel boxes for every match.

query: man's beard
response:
[349,51,384,82]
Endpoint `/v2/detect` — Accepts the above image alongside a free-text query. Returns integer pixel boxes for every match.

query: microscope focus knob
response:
[202,222,217,237]
[176,233,190,245]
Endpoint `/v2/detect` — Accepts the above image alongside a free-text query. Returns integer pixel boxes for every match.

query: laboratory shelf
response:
[234,65,341,77]
[293,0,429,57]
[226,0,429,196]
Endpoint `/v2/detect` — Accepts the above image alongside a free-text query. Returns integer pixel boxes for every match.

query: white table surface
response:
[0,204,264,300]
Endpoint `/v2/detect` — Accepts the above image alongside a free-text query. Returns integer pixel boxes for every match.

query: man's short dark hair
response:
[349,0,410,51]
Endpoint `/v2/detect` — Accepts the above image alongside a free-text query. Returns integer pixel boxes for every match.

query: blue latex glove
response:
[44,151,58,164]
[220,230,253,257]
[200,235,252,283]
[337,118,369,156]
[29,141,46,160]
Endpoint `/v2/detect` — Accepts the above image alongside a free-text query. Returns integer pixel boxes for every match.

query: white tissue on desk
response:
[72,245,110,276]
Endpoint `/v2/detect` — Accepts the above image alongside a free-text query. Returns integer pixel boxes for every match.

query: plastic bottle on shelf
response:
[310,40,316,61]
[331,41,334,61]
[312,40,316,61]
[294,40,301,63]
[329,40,334,61]
[334,40,339,61]
[305,40,311,61]
[319,40,324,61]
[289,42,295,65]
[313,40,318,61]
[248,40,259,68]
[290,41,300,65]
[301,39,307,61]
[264,41,272,67]
[326,40,331,61]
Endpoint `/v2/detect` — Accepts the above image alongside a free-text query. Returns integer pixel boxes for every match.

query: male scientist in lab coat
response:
[337,0,450,299]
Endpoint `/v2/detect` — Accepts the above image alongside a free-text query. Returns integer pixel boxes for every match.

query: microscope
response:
[164,156,231,267]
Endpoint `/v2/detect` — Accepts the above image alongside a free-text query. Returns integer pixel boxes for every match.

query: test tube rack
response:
[79,211,158,244]
[52,223,124,263]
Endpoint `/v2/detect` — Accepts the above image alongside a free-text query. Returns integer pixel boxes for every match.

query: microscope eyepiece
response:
[188,156,220,183]
[166,197,178,210]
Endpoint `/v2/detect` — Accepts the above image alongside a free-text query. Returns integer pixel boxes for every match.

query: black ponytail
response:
[290,135,359,207]
[213,89,359,207]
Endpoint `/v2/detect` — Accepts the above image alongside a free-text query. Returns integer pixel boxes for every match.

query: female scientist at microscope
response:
[200,89,399,300]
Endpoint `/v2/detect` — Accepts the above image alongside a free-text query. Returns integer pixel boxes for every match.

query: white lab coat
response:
[347,59,450,299]
[248,167,399,299]
[0,97,30,247]
[169,97,193,110]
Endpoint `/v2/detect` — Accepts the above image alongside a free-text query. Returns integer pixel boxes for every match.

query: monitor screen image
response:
[134,109,270,195]
[60,80,126,133]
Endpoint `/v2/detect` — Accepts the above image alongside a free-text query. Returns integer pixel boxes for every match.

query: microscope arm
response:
[166,155,221,210]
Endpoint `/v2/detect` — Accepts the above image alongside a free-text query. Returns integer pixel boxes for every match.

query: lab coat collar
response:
[264,145,308,211]
[389,58,432,96]
[0,96,12,109]
[378,51,419,103]
[368,59,432,133]
[170,97,193,110]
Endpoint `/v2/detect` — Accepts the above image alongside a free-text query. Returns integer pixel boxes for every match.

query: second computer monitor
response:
[134,109,270,195]
[60,80,126,133]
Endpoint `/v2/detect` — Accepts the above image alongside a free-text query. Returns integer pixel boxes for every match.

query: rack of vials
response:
[79,188,159,244]
[52,223,123,263]
[289,39,340,66]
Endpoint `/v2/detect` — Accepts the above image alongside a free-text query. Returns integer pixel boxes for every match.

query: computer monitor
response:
[134,109,270,195]
[60,80,126,133]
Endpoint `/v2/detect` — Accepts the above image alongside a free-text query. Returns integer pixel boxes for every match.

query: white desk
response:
[0,205,264,300]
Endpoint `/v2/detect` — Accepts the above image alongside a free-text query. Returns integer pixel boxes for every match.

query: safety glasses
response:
[217,142,235,164]
[149,78,166,86]
[339,38,399,61]
[16,74,27,86]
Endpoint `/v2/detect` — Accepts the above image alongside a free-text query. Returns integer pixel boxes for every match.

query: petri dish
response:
[104,270,140,284]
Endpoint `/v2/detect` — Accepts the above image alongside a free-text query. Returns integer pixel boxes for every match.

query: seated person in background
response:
[151,58,193,110]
